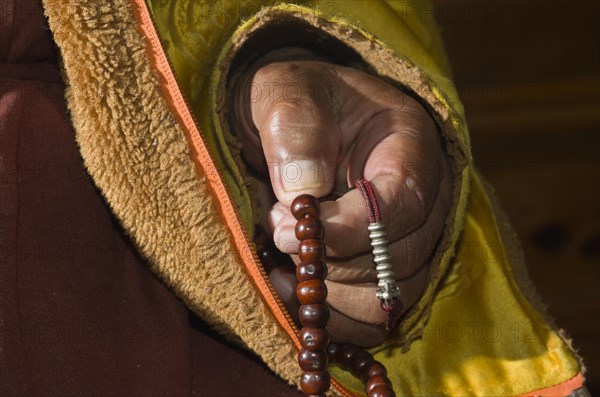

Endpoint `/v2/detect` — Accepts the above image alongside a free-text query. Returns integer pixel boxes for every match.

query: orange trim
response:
[518,373,585,397]
[128,1,355,396]
[128,0,297,345]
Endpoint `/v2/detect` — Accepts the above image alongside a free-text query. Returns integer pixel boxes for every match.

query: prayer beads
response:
[291,194,395,397]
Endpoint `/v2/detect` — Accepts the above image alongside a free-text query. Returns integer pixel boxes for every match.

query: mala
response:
[292,194,396,397]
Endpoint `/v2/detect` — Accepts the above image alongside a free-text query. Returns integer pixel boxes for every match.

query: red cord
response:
[354,178,380,224]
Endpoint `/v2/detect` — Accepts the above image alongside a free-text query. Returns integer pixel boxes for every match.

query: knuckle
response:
[253,62,336,112]
[404,175,429,219]
[360,325,388,348]
[324,240,352,258]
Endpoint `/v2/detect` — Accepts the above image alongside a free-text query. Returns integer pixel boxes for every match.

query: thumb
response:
[251,62,342,205]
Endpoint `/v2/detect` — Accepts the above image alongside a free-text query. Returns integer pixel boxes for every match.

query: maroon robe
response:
[0,0,302,395]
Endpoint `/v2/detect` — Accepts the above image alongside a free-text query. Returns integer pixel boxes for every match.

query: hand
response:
[231,49,453,347]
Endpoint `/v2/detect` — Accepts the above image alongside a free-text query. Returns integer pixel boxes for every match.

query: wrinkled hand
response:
[232,49,453,347]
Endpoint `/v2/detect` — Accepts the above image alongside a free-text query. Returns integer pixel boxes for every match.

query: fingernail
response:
[280,160,324,192]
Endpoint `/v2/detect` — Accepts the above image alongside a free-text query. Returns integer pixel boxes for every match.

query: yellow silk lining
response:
[331,173,580,396]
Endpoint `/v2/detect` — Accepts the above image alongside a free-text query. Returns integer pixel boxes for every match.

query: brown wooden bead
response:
[292,194,395,397]
[326,343,340,361]
[300,371,330,394]
[291,194,321,220]
[299,328,329,351]
[298,239,325,262]
[295,216,324,240]
[366,374,392,394]
[299,304,330,328]
[350,350,374,377]
[339,344,360,368]
[255,228,296,274]
[326,342,347,367]
[298,349,328,371]
[361,361,388,382]
[296,262,328,282]
[368,385,395,397]
[297,279,327,304]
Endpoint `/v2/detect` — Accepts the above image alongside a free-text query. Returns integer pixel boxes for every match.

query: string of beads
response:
[291,194,396,397]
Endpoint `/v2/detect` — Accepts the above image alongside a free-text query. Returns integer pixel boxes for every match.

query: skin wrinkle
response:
[327,308,387,347]
[354,109,442,230]
[265,73,445,249]
[326,254,431,326]
[257,108,341,202]
[324,171,450,282]
[316,162,451,295]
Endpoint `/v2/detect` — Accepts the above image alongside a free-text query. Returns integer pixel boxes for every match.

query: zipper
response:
[130,1,355,396]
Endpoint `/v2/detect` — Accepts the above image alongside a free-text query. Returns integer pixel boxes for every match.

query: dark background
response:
[432,0,599,393]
